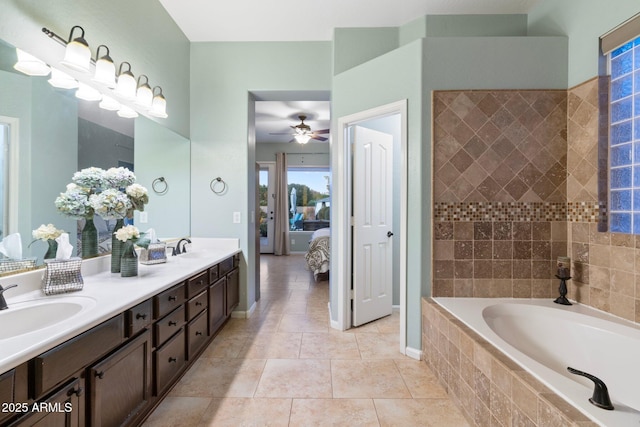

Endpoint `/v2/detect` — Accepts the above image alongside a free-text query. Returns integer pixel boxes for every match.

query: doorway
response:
[333,100,408,356]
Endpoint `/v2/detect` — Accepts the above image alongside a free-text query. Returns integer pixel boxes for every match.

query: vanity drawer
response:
[186,290,207,321]
[187,271,208,298]
[33,314,124,398]
[186,309,209,360]
[126,299,153,337]
[154,305,185,347]
[208,264,219,284]
[154,328,186,395]
[153,282,185,319]
[0,369,14,419]
[219,256,234,277]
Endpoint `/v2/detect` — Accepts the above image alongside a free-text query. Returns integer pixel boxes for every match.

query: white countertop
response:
[0,238,240,374]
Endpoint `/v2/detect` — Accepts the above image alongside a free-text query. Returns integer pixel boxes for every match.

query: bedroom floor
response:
[143,254,469,426]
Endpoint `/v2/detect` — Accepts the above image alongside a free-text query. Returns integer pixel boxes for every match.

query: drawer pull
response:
[168,321,178,326]
[168,296,177,301]
[195,331,203,336]
[67,387,83,397]
[168,357,177,363]
[95,371,104,379]
[195,302,203,306]
[136,313,148,320]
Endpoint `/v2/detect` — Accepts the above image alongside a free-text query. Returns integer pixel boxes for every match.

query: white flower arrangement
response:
[32,224,64,241]
[55,184,94,218]
[89,189,132,220]
[104,167,136,189]
[125,183,149,214]
[114,225,150,248]
[72,167,106,190]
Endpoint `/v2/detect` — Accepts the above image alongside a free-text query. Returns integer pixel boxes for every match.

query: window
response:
[288,167,330,231]
[609,36,640,233]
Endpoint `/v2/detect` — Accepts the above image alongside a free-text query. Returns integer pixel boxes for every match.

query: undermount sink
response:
[0,297,96,340]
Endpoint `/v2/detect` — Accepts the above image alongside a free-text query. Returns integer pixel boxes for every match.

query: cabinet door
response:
[10,378,83,427]
[208,277,226,336]
[154,329,186,396]
[87,330,152,427]
[226,268,240,315]
[187,309,209,361]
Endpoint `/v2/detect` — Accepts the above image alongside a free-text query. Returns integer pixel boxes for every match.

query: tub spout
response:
[567,367,614,410]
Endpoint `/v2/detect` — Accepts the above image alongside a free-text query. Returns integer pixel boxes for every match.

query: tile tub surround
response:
[421,298,597,427]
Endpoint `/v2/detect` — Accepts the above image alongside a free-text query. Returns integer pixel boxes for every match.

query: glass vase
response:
[44,240,58,260]
[120,240,138,277]
[81,217,98,258]
[111,219,125,273]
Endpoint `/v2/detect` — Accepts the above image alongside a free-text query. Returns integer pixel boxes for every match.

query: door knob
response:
[387,231,394,237]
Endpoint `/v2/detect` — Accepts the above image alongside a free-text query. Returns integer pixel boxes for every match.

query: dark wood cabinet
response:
[154,328,186,395]
[10,378,84,427]
[187,309,209,360]
[87,330,152,427]
[208,276,226,335]
[226,267,240,315]
[126,299,153,338]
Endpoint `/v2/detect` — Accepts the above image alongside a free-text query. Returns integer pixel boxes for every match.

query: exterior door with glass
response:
[259,163,275,253]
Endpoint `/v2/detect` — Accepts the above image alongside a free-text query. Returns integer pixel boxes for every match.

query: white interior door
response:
[259,163,275,253]
[352,126,393,326]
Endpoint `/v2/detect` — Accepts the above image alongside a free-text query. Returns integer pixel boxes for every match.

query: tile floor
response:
[143,254,469,426]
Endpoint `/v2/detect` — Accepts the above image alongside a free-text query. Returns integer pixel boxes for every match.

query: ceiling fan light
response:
[13,48,51,76]
[75,83,102,101]
[48,67,78,89]
[117,105,138,118]
[99,95,120,111]
[61,26,91,73]
[93,45,116,87]
[294,134,311,144]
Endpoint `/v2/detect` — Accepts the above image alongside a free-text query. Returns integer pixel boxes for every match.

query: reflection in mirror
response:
[0,38,191,276]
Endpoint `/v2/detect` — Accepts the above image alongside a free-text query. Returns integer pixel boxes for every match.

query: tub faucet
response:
[567,367,614,410]
[0,284,18,310]
[173,238,192,255]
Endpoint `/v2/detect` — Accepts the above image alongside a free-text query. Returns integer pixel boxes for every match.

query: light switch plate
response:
[233,211,241,223]
[139,212,148,223]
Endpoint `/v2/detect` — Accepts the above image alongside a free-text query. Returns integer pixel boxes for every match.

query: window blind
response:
[601,12,640,54]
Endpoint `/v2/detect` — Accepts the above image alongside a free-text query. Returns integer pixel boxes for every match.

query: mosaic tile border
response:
[433,201,604,223]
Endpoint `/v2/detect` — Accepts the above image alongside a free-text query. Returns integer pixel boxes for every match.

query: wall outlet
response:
[233,211,241,224]
[291,239,295,245]
[139,212,148,223]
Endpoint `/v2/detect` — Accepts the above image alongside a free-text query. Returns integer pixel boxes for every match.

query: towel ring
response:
[210,177,226,195]
[152,177,169,195]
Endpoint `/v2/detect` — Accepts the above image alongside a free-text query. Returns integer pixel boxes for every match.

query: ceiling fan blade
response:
[314,129,330,134]
[312,135,328,141]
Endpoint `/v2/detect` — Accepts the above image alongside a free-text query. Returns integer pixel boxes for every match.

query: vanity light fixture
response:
[148,86,168,118]
[92,45,116,87]
[75,83,102,102]
[117,105,138,118]
[115,62,136,100]
[48,67,79,89]
[99,95,120,111]
[60,26,91,73]
[135,75,153,109]
[13,48,51,76]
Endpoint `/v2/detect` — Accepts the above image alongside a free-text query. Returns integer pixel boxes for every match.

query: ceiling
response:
[159,0,541,42]
[159,0,541,143]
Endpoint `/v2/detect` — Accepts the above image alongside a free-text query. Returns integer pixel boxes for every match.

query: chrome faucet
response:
[0,284,18,310]
[172,238,192,255]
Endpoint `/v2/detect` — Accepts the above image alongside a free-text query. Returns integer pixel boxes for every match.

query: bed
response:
[305,227,330,281]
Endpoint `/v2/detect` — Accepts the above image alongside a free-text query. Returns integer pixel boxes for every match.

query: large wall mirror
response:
[0,38,191,276]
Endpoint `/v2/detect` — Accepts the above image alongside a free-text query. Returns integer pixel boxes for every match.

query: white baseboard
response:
[328,302,341,330]
[405,346,422,361]
[231,301,256,319]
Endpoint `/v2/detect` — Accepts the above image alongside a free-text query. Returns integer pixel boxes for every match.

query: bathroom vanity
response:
[0,238,240,426]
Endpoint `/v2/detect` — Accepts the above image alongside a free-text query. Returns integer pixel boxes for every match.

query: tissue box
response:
[42,257,84,295]
[0,257,37,273]
[139,242,167,265]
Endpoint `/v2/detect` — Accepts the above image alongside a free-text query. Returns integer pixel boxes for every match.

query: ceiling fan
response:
[270,115,329,144]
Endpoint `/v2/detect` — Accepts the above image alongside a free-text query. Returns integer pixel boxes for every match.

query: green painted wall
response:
[426,14,528,37]
[190,41,332,311]
[528,0,640,87]
[0,0,190,138]
[333,28,399,75]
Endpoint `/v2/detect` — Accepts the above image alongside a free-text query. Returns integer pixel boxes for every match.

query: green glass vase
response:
[111,219,125,273]
[44,240,58,259]
[81,217,98,258]
[120,240,138,277]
